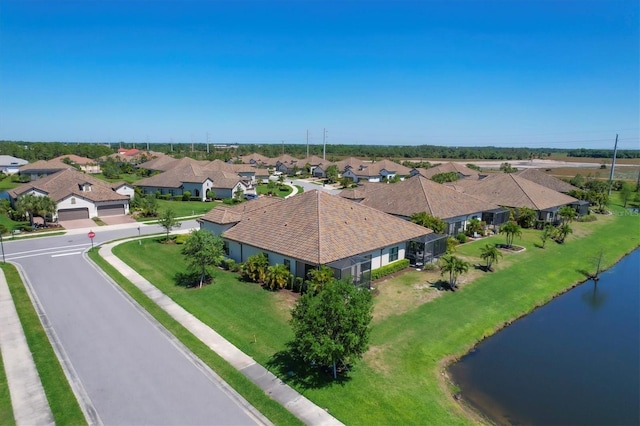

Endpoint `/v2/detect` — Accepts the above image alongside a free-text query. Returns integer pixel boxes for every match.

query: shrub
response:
[578,214,597,222]
[446,237,459,253]
[174,234,189,244]
[222,198,238,205]
[422,262,437,272]
[158,194,171,200]
[182,191,191,201]
[371,259,410,281]
[172,195,182,201]
[455,233,467,243]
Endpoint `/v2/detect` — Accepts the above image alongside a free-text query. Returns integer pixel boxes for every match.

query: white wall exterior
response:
[199,220,235,236]
[57,195,98,218]
[115,185,135,199]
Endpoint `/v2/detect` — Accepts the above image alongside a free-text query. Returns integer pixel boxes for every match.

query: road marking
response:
[51,252,82,258]
[7,243,91,257]
[8,247,88,260]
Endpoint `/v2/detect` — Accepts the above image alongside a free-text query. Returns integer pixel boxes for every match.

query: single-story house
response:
[514,168,579,193]
[411,162,485,181]
[51,155,101,174]
[448,173,584,223]
[19,159,74,181]
[199,190,446,286]
[9,168,131,221]
[237,153,272,168]
[341,159,412,183]
[0,155,28,175]
[341,175,509,235]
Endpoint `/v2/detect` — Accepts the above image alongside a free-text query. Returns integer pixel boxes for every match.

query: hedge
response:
[371,258,410,281]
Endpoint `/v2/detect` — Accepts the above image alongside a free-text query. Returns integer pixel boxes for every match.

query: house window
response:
[223,241,229,255]
[284,259,291,272]
[389,247,399,262]
[71,197,76,205]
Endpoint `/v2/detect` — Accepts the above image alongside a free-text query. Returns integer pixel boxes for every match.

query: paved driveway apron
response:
[8,230,262,425]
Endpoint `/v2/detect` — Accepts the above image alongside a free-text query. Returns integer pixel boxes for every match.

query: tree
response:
[34,196,56,226]
[233,186,244,202]
[306,265,335,294]
[410,212,447,234]
[500,221,522,248]
[16,194,43,225]
[431,172,459,184]
[539,224,554,248]
[515,207,537,228]
[158,208,181,242]
[290,279,373,379]
[325,165,339,184]
[558,205,577,225]
[465,218,484,237]
[619,182,633,208]
[439,255,470,289]
[181,230,225,288]
[555,223,573,244]
[479,244,502,272]
[500,162,517,173]
[264,264,291,291]
[206,189,216,201]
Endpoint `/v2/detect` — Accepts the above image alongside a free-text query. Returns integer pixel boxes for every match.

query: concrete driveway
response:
[58,218,96,230]
[100,215,137,225]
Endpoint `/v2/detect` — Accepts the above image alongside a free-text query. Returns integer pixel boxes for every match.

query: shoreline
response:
[440,244,640,425]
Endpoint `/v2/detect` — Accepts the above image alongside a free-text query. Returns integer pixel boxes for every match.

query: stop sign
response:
[88,230,95,239]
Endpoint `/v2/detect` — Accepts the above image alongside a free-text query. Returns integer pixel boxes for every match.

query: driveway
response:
[100,214,137,225]
[58,218,96,230]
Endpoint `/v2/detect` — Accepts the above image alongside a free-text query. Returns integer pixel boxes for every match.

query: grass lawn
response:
[106,193,639,425]
[142,199,219,220]
[93,173,143,184]
[0,179,21,192]
[0,264,86,425]
[0,345,14,426]
[87,249,301,425]
[256,183,293,197]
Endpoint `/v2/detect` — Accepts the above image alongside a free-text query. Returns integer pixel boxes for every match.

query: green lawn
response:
[93,173,142,184]
[0,264,86,425]
[146,199,219,219]
[0,345,14,426]
[0,179,21,192]
[106,194,640,425]
[256,183,293,197]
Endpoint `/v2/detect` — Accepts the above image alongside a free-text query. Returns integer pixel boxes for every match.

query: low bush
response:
[172,195,182,201]
[455,233,467,243]
[182,191,191,201]
[174,234,189,244]
[578,214,598,222]
[371,259,410,281]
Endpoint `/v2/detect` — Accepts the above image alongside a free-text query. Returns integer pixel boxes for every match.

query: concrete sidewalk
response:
[99,241,343,426]
[0,270,54,425]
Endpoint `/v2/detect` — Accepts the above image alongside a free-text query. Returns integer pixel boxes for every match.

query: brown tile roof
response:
[239,153,272,165]
[200,197,284,225]
[19,159,73,172]
[222,190,431,265]
[9,168,129,203]
[350,159,413,177]
[515,168,578,193]
[338,182,379,201]
[51,155,98,165]
[417,162,482,180]
[351,175,501,220]
[135,160,244,190]
[137,154,185,171]
[334,157,366,172]
[450,173,578,210]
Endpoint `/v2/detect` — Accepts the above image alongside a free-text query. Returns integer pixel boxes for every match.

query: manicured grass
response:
[0,346,15,426]
[1,264,86,425]
[151,199,219,219]
[256,183,293,197]
[106,193,640,425]
[87,249,302,426]
[93,173,142,184]
[0,179,21,191]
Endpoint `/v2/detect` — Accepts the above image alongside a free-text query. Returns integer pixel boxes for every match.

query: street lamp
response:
[137,226,141,237]
[0,233,5,263]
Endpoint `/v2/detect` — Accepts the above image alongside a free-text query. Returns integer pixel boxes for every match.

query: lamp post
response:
[0,233,5,263]
[137,226,141,237]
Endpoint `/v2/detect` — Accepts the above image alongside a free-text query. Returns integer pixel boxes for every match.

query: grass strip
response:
[87,250,303,426]
[1,263,86,425]
[0,346,15,426]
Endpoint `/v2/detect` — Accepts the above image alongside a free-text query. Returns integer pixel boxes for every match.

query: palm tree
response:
[556,223,573,244]
[16,194,41,226]
[306,265,335,294]
[35,196,56,226]
[500,221,522,248]
[539,224,554,248]
[479,244,502,272]
[264,264,291,291]
[243,253,269,283]
[558,205,577,225]
[439,255,470,290]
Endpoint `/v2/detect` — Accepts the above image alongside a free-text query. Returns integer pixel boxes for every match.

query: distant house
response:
[274,154,302,175]
[514,168,579,194]
[51,155,101,174]
[448,173,584,223]
[0,155,28,175]
[341,159,412,183]
[341,175,509,235]
[237,153,272,168]
[199,190,445,286]
[411,162,485,181]
[9,168,131,221]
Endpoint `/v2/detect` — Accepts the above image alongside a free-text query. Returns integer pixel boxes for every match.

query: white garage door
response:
[97,204,125,216]
[58,208,90,221]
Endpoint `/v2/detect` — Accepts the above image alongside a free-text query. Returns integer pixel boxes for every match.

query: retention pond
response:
[449,248,640,425]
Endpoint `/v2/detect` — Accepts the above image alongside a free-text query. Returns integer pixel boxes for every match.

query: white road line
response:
[51,252,82,258]
[7,243,91,257]
[8,247,88,260]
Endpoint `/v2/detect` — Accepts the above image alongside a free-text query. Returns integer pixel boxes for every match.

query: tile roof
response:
[417,162,482,180]
[200,197,284,224]
[347,175,501,220]
[239,153,272,165]
[51,155,97,165]
[19,159,74,172]
[334,157,366,172]
[135,159,244,190]
[515,168,578,193]
[449,173,578,210]
[222,190,431,265]
[349,159,413,177]
[0,156,28,166]
[9,168,129,203]
[137,154,184,171]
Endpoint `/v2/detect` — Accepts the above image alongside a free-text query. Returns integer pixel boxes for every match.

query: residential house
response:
[514,168,579,193]
[237,153,272,168]
[52,155,101,174]
[448,173,582,223]
[341,175,509,235]
[411,162,484,181]
[341,159,412,183]
[0,155,28,175]
[19,159,74,181]
[274,154,302,175]
[199,190,445,286]
[9,168,131,221]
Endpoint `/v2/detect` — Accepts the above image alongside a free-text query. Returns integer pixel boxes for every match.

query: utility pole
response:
[170,138,173,152]
[146,135,149,151]
[607,134,618,196]
[191,134,194,153]
[206,132,210,154]
[282,140,284,155]
[323,128,326,161]
[306,129,309,159]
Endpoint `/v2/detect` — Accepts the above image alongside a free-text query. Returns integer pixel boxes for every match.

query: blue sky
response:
[0,0,638,149]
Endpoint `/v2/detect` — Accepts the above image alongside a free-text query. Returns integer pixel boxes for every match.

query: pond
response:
[449,248,640,425]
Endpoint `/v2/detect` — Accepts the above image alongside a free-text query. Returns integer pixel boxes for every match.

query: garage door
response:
[58,208,89,221]
[97,204,125,216]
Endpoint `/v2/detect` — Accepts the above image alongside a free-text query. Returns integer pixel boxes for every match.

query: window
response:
[71,197,76,205]
[223,241,229,255]
[389,246,399,262]
[284,259,291,272]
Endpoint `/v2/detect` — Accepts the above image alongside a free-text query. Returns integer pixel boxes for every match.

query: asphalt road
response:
[3,222,265,426]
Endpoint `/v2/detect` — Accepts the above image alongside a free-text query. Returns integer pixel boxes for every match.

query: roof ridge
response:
[510,174,540,210]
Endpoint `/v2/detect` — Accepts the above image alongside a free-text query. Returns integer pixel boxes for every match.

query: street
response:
[2,221,266,425]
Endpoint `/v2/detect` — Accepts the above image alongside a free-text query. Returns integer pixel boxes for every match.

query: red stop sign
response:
[88,231,95,239]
